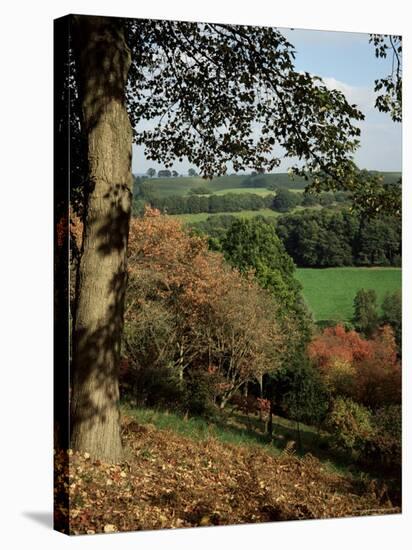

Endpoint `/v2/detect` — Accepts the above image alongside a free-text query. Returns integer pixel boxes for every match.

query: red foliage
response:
[309,324,401,408]
[257,398,271,414]
[308,324,372,368]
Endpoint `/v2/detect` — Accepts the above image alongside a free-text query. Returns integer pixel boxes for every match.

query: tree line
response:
[133,186,350,216]
[276,208,401,267]
[190,208,401,268]
[135,192,274,215]
[145,167,199,178]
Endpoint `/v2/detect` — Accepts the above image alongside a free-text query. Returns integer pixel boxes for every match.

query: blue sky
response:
[132,27,402,174]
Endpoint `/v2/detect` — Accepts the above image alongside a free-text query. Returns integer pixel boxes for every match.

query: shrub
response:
[324,397,374,458]
[271,359,330,427]
[364,405,402,469]
[184,369,221,418]
[321,358,357,398]
[373,404,402,438]
[309,324,401,409]
[301,193,319,207]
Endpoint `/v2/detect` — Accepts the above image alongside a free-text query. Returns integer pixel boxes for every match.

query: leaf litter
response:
[54,415,400,535]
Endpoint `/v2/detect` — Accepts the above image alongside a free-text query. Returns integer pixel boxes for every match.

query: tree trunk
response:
[257,374,263,398]
[70,16,133,462]
[267,400,273,438]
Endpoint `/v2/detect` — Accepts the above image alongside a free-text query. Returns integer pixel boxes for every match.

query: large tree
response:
[63,15,377,461]
[69,16,133,462]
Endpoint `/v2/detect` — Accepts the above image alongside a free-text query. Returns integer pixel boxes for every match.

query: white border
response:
[1,1,409,549]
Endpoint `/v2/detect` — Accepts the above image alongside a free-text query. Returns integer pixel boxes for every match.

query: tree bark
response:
[70,16,133,462]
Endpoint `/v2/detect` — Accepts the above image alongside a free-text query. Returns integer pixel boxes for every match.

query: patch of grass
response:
[121,403,280,454]
[296,267,402,322]
[120,403,371,479]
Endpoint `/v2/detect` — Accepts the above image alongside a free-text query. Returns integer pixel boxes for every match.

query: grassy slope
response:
[296,267,401,322]
[121,405,360,477]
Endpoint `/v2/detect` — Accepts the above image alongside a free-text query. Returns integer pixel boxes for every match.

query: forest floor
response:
[55,410,400,536]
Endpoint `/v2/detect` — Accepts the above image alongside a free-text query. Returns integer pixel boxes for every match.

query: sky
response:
[132,27,402,175]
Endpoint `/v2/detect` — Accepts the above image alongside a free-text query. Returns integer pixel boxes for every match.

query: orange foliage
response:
[126,212,287,402]
[355,326,401,407]
[57,209,83,249]
[128,212,244,321]
[309,324,401,407]
[308,325,372,368]
[70,212,83,248]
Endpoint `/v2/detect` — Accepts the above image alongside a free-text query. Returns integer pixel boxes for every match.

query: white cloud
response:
[321,76,375,112]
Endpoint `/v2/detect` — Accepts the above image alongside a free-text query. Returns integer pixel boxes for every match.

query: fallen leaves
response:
[54,414,400,535]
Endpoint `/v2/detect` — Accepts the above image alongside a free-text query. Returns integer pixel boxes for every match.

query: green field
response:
[213,187,274,196]
[139,174,309,197]
[171,205,320,224]
[296,267,401,323]
[172,209,283,223]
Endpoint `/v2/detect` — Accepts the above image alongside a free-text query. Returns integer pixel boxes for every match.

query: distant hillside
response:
[134,172,401,198]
